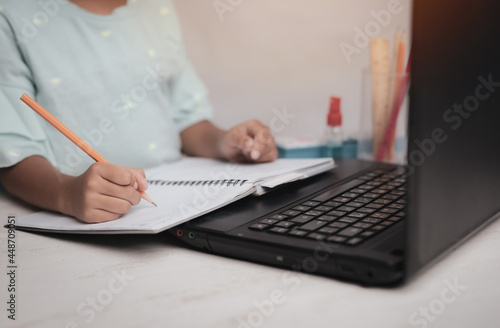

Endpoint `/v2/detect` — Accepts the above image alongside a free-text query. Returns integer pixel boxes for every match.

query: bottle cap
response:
[327,96,342,127]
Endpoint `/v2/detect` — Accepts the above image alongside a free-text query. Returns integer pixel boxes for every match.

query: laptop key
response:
[302,201,321,207]
[346,202,364,208]
[348,212,368,219]
[282,210,301,216]
[332,197,351,203]
[379,185,393,190]
[360,231,375,238]
[328,210,347,217]
[362,217,382,224]
[293,205,311,212]
[259,218,279,225]
[324,201,342,207]
[318,227,339,234]
[346,237,363,246]
[291,215,314,224]
[354,197,371,203]
[304,210,323,217]
[341,192,359,198]
[366,203,384,209]
[380,208,398,214]
[371,213,390,219]
[249,223,269,231]
[315,205,334,212]
[275,221,294,228]
[338,227,363,237]
[288,230,308,237]
[353,222,373,229]
[326,236,347,243]
[363,193,379,198]
[329,222,348,229]
[380,220,394,226]
[374,199,392,205]
[299,220,328,231]
[270,214,288,220]
[357,207,376,214]
[337,206,356,212]
[339,217,358,223]
[307,233,326,241]
[317,215,336,222]
[268,227,289,234]
[358,184,375,190]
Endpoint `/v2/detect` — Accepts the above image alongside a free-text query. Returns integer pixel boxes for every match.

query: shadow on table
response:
[14,228,186,251]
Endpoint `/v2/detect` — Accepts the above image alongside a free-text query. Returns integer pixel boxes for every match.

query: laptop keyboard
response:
[248,166,407,246]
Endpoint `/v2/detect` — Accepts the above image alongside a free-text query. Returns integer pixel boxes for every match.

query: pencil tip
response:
[152,202,158,207]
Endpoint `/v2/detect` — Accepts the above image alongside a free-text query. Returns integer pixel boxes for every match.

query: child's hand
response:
[61,163,148,223]
[220,120,278,163]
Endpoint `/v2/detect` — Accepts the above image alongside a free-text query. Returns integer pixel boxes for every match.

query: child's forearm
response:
[180,120,226,159]
[0,155,69,213]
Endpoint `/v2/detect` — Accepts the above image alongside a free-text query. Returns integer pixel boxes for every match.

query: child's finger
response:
[129,168,148,191]
[79,208,122,224]
[90,163,135,187]
[98,180,142,206]
[95,194,134,215]
[246,123,276,162]
[224,126,251,150]
[93,163,148,192]
[238,136,254,157]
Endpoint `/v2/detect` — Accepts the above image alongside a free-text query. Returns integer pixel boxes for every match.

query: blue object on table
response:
[277,138,358,159]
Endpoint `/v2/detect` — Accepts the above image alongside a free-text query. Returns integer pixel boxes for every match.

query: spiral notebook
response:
[13,157,334,234]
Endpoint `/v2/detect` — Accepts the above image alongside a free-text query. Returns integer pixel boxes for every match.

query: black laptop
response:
[168,0,500,285]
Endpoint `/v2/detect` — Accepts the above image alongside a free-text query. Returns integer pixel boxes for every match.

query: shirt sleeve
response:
[0,12,52,169]
[167,2,214,133]
[169,57,214,132]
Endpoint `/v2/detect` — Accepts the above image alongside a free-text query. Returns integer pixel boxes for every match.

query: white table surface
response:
[0,190,499,328]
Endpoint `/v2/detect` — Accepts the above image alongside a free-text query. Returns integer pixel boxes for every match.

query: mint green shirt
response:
[0,0,213,175]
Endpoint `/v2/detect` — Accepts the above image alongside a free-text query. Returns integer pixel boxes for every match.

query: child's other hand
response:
[61,163,148,223]
[221,120,278,163]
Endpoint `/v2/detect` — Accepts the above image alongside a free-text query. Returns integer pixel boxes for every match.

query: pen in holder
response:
[358,68,409,163]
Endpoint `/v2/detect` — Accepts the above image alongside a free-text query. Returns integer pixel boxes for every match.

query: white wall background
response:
[173,0,412,139]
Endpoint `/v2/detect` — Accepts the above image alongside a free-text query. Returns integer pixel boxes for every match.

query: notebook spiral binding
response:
[147,179,248,187]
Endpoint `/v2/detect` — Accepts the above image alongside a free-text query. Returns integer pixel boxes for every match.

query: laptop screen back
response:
[406,0,500,276]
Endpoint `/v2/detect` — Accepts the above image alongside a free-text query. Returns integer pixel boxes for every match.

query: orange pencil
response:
[20,93,157,207]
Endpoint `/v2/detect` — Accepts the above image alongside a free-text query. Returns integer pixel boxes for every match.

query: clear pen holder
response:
[358,68,409,164]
